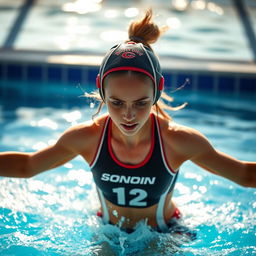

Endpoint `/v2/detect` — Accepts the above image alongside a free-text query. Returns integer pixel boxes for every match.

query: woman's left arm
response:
[184,128,256,188]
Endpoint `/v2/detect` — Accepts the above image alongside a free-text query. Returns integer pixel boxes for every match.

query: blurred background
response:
[0,0,256,99]
[1,0,256,60]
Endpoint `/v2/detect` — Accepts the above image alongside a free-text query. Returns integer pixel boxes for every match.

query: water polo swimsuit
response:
[90,113,179,232]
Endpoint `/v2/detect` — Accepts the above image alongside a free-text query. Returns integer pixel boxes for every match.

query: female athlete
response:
[0,10,255,235]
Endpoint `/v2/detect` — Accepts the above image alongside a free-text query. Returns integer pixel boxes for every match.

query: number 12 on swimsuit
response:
[113,187,148,207]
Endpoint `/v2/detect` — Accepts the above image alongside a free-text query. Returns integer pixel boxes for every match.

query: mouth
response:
[121,123,138,131]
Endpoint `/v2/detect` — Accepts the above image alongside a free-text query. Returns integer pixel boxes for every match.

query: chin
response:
[119,125,140,136]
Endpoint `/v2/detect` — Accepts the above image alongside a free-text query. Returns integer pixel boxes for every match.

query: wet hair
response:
[86,9,186,121]
[127,8,167,48]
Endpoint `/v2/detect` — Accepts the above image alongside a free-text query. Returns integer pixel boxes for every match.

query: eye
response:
[135,101,148,107]
[111,100,123,106]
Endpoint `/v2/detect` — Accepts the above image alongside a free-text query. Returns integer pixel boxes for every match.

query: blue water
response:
[0,82,256,255]
[1,0,255,62]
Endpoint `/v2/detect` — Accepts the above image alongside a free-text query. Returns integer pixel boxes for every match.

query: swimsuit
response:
[90,113,179,232]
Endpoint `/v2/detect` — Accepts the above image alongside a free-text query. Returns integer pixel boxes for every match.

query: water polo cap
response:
[96,42,164,104]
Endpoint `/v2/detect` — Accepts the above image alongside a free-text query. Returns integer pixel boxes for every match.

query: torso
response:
[83,113,180,230]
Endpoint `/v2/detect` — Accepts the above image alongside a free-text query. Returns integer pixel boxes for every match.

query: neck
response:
[111,116,152,147]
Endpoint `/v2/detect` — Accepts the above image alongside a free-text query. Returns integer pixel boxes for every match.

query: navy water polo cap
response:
[96,42,164,104]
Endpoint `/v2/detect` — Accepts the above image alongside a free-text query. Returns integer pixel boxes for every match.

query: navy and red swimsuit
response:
[90,114,179,231]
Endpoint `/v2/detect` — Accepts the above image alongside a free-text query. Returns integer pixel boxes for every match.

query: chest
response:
[111,138,151,165]
[91,134,178,205]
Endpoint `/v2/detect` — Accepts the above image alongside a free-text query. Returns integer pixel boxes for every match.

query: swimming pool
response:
[0,80,255,256]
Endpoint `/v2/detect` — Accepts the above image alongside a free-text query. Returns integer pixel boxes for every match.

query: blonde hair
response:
[86,9,186,121]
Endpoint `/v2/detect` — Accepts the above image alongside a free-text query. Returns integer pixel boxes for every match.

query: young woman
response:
[0,10,255,234]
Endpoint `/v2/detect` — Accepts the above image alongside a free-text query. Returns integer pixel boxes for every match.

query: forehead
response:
[104,72,154,100]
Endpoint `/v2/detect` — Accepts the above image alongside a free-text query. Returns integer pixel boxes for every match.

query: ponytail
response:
[127,9,168,49]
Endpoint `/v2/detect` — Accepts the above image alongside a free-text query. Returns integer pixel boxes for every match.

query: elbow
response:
[22,167,38,179]
[20,167,32,179]
[20,155,34,178]
[239,179,253,188]
[239,177,256,188]
[20,170,34,178]
[238,162,256,188]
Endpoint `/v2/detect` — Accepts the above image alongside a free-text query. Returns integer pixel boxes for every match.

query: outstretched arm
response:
[187,130,256,188]
[0,129,78,178]
[191,147,256,187]
[0,115,106,179]
[170,124,256,188]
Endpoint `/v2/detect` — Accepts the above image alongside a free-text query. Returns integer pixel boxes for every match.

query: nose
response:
[123,106,135,121]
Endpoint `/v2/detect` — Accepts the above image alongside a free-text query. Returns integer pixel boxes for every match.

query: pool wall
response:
[0,50,256,99]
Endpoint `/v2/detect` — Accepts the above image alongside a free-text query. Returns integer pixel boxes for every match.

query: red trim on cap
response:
[108,114,155,169]
[102,67,156,85]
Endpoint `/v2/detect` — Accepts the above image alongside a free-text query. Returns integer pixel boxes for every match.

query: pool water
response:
[0,84,256,256]
[1,0,255,62]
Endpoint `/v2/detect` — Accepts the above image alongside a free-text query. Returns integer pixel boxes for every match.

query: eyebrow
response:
[109,97,151,102]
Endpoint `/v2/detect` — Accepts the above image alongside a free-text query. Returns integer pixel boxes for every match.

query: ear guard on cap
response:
[159,76,164,91]
[96,74,100,89]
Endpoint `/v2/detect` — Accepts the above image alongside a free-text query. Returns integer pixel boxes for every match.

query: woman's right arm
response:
[0,127,80,178]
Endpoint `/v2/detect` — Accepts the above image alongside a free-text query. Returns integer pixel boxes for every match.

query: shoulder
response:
[62,114,108,137]
[156,115,204,140]
[57,114,109,153]
[156,115,213,159]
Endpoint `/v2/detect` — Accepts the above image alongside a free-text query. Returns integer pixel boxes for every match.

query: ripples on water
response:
[0,101,255,255]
